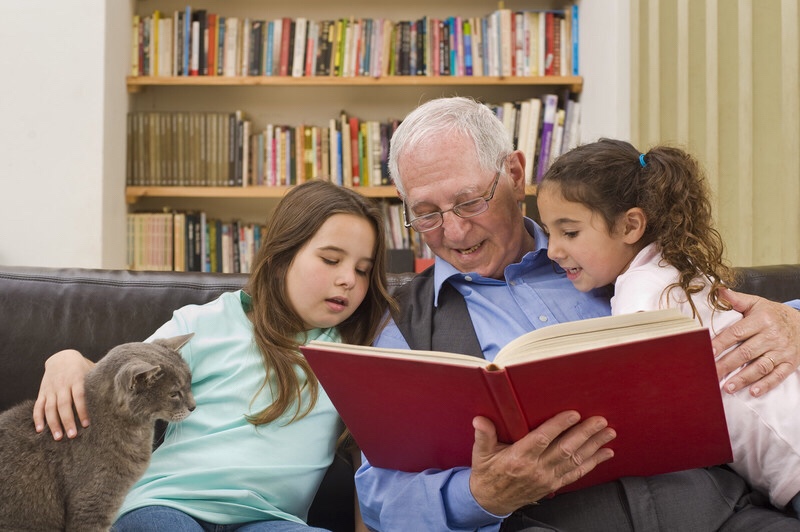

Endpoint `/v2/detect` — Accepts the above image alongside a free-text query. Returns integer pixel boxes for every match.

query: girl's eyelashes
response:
[356,262,374,277]
[321,255,372,277]
[541,226,578,239]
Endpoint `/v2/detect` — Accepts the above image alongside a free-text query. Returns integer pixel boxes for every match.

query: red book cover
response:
[544,11,555,76]
[301,309,733,494]
[348,116,360,186]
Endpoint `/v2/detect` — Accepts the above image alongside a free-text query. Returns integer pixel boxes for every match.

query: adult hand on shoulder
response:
[32,349,95,441]
[714,288,800,397]
[469,411,616,516]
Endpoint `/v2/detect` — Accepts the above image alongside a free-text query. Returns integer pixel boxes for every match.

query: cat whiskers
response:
[171,410,192,422]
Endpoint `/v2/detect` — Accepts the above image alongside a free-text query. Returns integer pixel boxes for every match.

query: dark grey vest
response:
[391,267,484,358]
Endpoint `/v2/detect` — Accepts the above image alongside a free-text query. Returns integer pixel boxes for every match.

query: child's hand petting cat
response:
[33,349,95,440]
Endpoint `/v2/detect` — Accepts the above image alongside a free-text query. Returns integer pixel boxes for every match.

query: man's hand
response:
[469,412,616,515]
[714,288,800,396]
[32,349,95,440]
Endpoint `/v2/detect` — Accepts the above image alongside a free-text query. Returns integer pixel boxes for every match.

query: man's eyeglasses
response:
[402,170,501,233]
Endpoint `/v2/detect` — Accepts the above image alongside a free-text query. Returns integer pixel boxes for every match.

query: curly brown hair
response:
[244,180,396,426]
[539,138,737,320]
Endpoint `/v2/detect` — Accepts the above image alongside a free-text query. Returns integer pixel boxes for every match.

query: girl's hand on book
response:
[713,288,800,397]
[469,412,615,515]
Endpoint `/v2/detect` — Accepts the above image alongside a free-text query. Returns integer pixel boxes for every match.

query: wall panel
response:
[632,0,800,266]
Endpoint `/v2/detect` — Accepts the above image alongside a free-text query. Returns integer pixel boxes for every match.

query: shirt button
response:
[509,280,516,286]
[464,275,473,282]
[539,315,548,322]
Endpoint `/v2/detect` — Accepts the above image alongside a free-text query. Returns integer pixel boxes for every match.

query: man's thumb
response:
[472,416,498,454]
[720,287,756,314]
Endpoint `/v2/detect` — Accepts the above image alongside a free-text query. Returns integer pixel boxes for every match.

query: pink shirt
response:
[613,243,800,508]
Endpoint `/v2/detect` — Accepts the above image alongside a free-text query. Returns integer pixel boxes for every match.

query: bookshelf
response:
[126,185,540,204]
[127,75,583,92]
[126,0,583,272]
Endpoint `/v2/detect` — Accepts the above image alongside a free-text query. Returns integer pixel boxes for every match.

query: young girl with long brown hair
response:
[34,180,395,530]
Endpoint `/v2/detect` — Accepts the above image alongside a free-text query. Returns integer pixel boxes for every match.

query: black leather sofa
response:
[2,263,800,530]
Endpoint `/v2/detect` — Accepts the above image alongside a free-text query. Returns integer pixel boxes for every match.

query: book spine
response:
[190,20,200,75]
[197,11,207,76]
[206,14,217,77]
[292,18,307,77]
[279,18,292,76]
[463,19,472,76]
[536,94,559,182]
[544,12,555,76]
[552,13,562,76]
[416,17,426,76]
[571,5,579,75]
[349,116,360,186]
[481,367,529,443]
[182,6,191,76]
[217,16,225,76]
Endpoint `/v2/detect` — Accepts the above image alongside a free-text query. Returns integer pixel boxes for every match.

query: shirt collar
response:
[242,290,340,343]
[432,217,548,306]
[240,290,253,312]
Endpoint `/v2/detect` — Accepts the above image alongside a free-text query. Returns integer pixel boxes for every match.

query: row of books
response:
[125,93,579,188]
[128,198,439,272]
[491,91,581,184]
[131,6,578,79]
[127,211,265,273]
[126,110,399,188]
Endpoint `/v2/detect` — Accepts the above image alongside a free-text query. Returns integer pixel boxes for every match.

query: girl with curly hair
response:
[537,138,800,517]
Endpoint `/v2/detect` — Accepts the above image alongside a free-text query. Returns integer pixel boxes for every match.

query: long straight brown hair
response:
[244,180,396,426]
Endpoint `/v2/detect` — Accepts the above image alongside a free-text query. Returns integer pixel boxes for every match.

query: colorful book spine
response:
[571,4,579,75]
[536,94,559,182]
[217,16,226,76]
[463,19,473,76]
[182,6,191,76]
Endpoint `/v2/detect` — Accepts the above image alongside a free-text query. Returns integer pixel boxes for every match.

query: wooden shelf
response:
[126,75,583,93]
[125,185,538,204]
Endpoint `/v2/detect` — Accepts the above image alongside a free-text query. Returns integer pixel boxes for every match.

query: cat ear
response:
[116,361,163,392]
[153,333,194,352]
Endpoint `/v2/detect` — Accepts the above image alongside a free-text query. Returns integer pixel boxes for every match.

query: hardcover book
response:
[301,309,733,494]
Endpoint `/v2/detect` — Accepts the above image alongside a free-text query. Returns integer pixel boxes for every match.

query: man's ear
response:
[507,150,527,199]
[622,207,647,244]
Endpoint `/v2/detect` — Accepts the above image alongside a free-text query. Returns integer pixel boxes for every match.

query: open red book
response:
[301,309,733,493]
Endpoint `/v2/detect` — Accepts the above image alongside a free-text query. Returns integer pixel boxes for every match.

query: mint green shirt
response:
[117,290,343,524]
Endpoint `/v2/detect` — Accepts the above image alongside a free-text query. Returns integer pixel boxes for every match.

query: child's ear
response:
[622,208,647,244]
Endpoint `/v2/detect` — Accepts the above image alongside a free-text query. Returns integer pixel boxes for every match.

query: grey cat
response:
[0,334,196,532]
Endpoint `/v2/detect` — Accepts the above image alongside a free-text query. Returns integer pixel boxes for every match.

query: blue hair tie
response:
[639,154,647,167]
